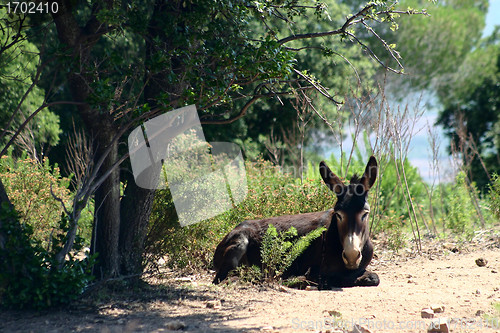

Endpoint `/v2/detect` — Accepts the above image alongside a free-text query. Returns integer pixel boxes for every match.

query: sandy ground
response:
[2,237,500,333]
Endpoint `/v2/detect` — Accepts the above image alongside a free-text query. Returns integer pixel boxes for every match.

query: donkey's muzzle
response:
[342,249,362,269]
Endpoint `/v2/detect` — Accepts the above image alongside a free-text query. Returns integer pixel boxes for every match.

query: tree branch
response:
[277,4,375,45]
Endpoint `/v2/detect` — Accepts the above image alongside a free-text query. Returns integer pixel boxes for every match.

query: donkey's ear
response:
[360,156,378,191]
[319,161,345,195]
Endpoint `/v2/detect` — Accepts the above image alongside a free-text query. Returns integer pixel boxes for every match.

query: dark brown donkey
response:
[212,156,380,288]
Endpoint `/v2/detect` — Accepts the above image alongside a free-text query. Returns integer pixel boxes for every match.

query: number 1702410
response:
[6,2,59,14]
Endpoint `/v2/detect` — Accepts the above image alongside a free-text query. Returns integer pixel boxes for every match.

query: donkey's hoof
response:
[354,271,379,286]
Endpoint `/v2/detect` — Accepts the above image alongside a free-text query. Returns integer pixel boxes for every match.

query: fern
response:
[261,224,326,281]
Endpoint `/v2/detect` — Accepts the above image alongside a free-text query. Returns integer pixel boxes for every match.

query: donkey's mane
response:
[349,174,361,184]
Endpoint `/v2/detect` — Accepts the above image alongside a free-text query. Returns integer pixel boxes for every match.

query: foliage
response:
[345,0,488,95]
[444,173,477,240]
[0,150,74,247]
[0,203,95,309]
[435,28,500,190]
[235,265,262,284]
[436,48,500,190]
[261,224,326,281]
[0,17,61,153]
[146,158,335,270]
[489,174,500,220]
[203,0,378,162]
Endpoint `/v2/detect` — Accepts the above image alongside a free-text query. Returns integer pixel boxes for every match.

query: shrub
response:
[489,174,500,220]
[0,151,72,247]
[0,203,96,309]
[261,224,326,281]
[445,172,479,240]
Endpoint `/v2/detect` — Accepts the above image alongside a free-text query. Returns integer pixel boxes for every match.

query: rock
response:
[443,243,459,253]
[351,323,373,333]
[166,320,186,330]
[305,286,318,291]
[430,304,445,313]
[175,277,192,283]
[421,308,435,318]
[428,318,449,333]
[475,310,485,316]
[261,326,274,331]
[475,258,488,267]
[206,300,222,309]
[327,310,342,317]
[492,269,498,273]
[278,285,289,292]
[475,289,481,295]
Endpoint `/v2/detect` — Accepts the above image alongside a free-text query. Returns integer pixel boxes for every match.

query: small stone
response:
[117,319,125,324]
[421,308,435,318]
[206,300,222,309]
[305,286,318,291]
[175,277,192,283]
[430,304,445,313]
[475,289,481,295]
[475,310,485,316]
[261,326,274,331]
[428,318,449,333]
[492,269,498,273]
[443,243,459,252]
[327,310,342,317]
[476,258,488,267]
[166,320,186,330]
[279,285,289,292]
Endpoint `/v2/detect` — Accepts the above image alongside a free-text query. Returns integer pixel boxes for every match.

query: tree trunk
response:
[118,172,157,276]
[90,139,121,278]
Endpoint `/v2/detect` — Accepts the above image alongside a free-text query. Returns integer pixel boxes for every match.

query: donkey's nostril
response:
[356,251,361,259]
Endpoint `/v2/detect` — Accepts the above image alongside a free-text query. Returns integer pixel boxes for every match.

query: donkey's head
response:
[319,156,378,269]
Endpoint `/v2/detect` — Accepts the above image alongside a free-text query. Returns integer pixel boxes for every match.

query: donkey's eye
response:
[335,213,342,220]
[362,213,369,220]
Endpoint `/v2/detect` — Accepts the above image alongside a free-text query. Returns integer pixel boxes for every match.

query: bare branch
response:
[277,4,376,45]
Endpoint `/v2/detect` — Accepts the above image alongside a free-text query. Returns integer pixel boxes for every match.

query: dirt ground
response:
[2,235,500,333]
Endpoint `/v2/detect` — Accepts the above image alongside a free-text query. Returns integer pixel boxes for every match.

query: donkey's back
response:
[212,210,333,284]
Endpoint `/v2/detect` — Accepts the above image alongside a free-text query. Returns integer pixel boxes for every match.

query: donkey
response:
[212,156,379,288]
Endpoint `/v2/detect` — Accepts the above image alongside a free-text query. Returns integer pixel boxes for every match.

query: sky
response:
[484,0,500,37]
[328,2,500,183]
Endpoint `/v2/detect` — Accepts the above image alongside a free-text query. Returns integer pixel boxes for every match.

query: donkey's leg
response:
[326,269,379,287]
[213,234,249,284]
[353,270,379,287]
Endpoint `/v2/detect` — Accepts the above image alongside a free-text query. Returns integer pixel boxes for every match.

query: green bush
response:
[261,224,325,281]
[0,151,70,245]
[0,203,95,309]
[489,174,500,220]
[445,171,479,240]
[0,151,93,247]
